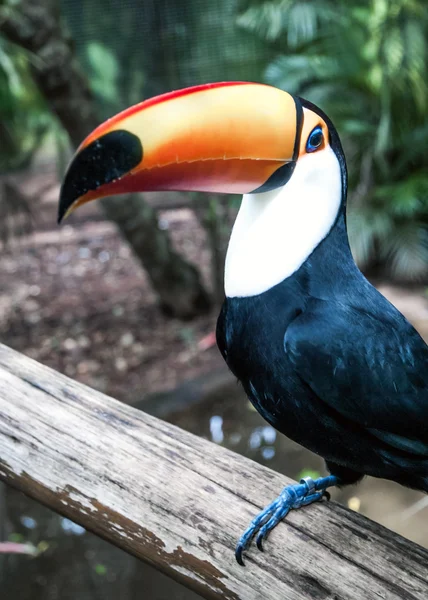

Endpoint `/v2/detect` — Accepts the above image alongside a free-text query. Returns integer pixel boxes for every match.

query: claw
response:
[235,544,245,566]
[235,475,338,565]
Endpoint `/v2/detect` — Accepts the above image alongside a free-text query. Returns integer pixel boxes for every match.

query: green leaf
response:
[86,42,119,105]
[383,223,428,280]
[94,563,107,576]
[8,532,24,543]
[297,469,322,481]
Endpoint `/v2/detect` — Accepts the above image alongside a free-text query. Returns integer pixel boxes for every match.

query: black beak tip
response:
[57,192,67,224]
[56,129,143,226]
[57,179,77,224]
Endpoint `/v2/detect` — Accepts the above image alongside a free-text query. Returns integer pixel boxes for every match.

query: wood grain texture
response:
[0,343,427,599]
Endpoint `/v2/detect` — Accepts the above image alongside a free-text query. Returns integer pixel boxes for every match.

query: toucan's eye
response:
[306,126,323,153]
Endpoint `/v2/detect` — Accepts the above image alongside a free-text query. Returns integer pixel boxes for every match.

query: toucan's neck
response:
[224,145,348,298]
[299,209,362,298]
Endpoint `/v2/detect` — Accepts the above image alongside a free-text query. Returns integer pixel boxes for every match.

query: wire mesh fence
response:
[62,0,274,118]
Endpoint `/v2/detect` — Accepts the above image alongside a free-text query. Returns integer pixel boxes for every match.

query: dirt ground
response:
[2,165,428,407]
[3,165,428,401]
[0,166,223,406]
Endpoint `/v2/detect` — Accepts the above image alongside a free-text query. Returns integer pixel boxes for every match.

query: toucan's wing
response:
[284,299,428,445]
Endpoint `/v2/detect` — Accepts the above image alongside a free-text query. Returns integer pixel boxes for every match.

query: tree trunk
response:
[0,0,211,318]
[192,194,235,307]
[101,195,211,317]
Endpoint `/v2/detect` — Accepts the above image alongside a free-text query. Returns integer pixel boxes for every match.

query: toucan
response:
[58,82,428,565]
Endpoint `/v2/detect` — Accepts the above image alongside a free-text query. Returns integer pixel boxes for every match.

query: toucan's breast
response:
[224,144,343,298]
[217,213,384,472]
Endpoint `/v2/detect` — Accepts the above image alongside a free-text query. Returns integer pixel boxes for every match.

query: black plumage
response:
[217,99,428,494]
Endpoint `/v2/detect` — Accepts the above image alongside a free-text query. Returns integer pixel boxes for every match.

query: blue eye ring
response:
[306,126,323,153]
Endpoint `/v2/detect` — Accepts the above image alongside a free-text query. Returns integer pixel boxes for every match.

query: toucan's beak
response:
[58,82,301,223]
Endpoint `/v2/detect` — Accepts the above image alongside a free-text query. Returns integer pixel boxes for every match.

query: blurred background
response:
[0,0,427,597]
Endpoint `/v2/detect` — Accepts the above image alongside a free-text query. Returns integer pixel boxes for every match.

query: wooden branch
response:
[0,343,427,600]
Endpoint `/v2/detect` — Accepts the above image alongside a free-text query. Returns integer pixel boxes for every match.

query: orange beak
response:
[58,82,301,223]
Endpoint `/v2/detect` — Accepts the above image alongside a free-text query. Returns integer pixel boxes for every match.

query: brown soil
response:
[0,166,222,406]
[2,166,428,409]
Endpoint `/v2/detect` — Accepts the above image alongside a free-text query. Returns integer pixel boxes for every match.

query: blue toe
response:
[235,475,338,565]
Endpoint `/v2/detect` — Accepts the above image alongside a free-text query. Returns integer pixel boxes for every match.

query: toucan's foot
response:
[235,475,338,565]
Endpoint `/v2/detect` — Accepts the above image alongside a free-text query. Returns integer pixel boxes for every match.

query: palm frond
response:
[383,223,428,280]
[237,0,339,45]
[374,173,428,218]
[347,204,394,268]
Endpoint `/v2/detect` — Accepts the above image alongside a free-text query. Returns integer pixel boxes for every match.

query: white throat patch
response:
[224,145,342,298]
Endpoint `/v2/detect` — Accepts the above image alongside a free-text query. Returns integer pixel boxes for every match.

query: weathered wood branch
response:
[0,343,427,599]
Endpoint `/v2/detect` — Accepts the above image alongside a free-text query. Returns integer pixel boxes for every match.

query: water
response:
[0,482,201,600]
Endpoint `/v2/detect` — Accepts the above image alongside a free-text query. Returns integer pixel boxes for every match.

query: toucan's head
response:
[59,82,347,297]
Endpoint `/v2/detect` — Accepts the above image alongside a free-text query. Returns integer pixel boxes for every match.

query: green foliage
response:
[85,42,119,107]
[0,36,59,172]
[8,532,24,543]
[237,0,428,279]
[94,563,107,575]
[0,33,63,242]
[237,0,335,46]
[297,468,322,481]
